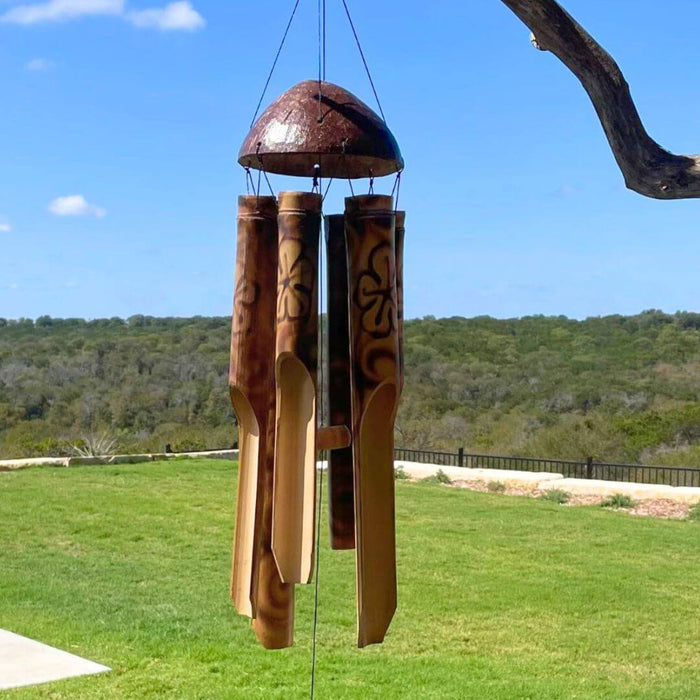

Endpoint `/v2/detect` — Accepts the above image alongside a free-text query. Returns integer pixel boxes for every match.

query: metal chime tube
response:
[229,195,294,649]
[345,195,400,647]
[325,214,355,550]
[272,192,321,585]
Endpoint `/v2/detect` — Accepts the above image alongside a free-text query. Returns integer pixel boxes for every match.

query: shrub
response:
[601,493,636,509]
[435,469,452,485]
[71,432,118,457]
[688,503,700,522]
[171,439,207,453]
[487,480,506,493]
[539,489,570,504]
[421,469,452,485]
[394,465,410,480]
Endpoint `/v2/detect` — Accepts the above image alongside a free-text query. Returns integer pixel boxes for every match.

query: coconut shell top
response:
[239,80,403,179]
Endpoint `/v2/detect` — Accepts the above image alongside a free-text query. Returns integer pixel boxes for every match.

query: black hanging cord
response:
[391,170,403,210]
[322,0,326,80]
[249,0,302,128]
[316,0,327,125]
[322,177,334,202]
[312,164,321,194]
[317,0,322,85]
[245,167,255,195]
[340,0,387,123]
[310,6,327,684]
[309,450,325,699]
[262,169,275,197]
[310,189,327,700]
[255,146,276,198]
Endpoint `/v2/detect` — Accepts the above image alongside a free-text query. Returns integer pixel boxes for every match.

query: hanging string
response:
[255,148,275,197]
[340,0,387,123]
[316,0,327,125]
[245,167,255,195]
[310,205,327,700]
[310,458,325,697]
[322,177,334,202]
[317,0,322,85]
[262,170,275,198]
[347,179,356,197]
[391,170,403,210]
[249,0,302,128]
[322,0,326,80]
[312,165,321,195]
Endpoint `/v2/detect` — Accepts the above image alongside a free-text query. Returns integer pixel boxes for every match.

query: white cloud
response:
[0,223,11,233]
[25,57,53,71]
[48,194,107,218]
[1,0,204,30]
[1,0,124,25]
[127,1,203,31]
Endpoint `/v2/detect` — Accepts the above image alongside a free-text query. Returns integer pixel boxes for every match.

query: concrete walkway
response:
[0,629,109,691]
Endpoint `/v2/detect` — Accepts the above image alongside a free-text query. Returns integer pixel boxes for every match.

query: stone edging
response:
[3,453,698,506]
[0,449,239,471]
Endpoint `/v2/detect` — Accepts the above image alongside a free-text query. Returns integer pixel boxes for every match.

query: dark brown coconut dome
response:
[238,80,403,179]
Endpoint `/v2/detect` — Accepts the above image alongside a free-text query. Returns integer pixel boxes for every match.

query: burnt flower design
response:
[232,274,260,336]
[277,237,315,322]
[355,241,397,339]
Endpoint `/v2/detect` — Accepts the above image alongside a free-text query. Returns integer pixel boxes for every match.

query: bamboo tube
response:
[325,213,356,550]
[345,195,399,647]
[272,191,321,585]
[252,396,295,649]
[229,195,294,649]
[229,195,278,619]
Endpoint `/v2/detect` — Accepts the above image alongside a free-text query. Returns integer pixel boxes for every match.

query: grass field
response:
[1,459,699,699]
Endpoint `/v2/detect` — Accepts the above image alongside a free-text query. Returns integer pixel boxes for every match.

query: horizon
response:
[1,307,698,325]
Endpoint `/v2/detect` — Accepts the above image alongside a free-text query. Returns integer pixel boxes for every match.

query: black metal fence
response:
[393,447,700,488]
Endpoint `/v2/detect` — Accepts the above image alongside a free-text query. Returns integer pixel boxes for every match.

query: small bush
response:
[539,489,570,504]
[601,493,636,509]
[688,503,700,522]
[435,469,452,485]
[171,439,207,453]
[71,432,118,458]
[394,466,410,481]
[421,469,452,485]
[487,481,506,493]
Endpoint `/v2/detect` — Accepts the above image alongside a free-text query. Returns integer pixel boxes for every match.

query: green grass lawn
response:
[1,460,698,699]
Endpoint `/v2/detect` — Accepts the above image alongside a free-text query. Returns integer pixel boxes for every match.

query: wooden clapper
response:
[229,80,405,649]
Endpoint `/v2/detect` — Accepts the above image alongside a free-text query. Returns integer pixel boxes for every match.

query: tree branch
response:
[500,0,700,199]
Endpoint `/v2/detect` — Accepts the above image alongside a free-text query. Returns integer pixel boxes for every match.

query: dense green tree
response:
[0,312,698,465]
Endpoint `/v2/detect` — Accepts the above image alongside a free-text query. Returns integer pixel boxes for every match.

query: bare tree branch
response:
[501,0,700,199]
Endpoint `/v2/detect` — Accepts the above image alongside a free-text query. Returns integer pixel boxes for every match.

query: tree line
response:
[0,310,699,466]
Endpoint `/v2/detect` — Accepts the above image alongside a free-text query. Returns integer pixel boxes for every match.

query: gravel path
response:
[448,478,693,519]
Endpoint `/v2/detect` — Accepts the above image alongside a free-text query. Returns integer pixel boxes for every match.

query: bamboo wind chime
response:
[229,75,404,650]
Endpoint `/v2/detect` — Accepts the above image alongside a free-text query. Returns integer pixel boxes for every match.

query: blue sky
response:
[1,0,698,321]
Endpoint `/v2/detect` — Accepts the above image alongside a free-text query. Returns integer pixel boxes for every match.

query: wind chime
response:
[228,2,405,650]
